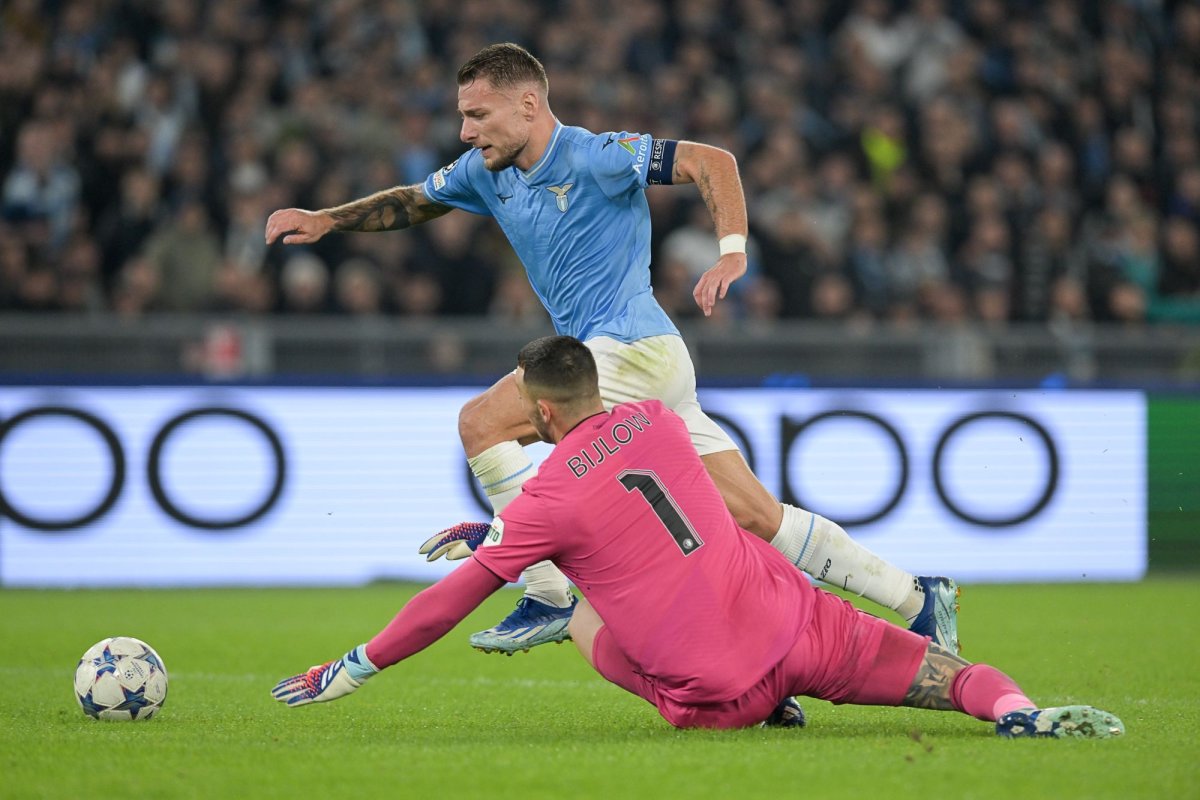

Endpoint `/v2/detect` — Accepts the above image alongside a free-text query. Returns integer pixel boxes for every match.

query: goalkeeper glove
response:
[271,644,378,707]
[417,521,492,562]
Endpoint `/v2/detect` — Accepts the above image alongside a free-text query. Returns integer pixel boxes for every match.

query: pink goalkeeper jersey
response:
[472,400,815,705]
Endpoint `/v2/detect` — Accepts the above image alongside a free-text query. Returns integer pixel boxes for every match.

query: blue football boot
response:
[996,706,1125,739]
[908,576,960,653]
[469,596,578,655]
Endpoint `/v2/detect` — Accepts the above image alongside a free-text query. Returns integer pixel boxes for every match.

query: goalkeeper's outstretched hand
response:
[271,645,378,707]
[418,521,492,562]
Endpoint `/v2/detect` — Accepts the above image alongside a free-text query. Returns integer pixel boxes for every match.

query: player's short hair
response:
[457,43,549,93]
[517,336,598,405]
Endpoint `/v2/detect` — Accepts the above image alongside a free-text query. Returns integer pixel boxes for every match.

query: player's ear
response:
[520,88,540,119]
[536,397,553,426]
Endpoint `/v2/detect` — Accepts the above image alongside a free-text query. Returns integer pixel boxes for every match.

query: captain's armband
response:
[646,139,678,185]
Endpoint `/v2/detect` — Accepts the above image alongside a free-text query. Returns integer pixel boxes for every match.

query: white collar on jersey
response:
[520,121,564,181]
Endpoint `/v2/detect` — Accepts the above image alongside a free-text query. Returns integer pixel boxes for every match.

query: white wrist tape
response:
[718,234,747,256]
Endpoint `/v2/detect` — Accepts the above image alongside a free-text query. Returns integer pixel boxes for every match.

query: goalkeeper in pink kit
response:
[272,336,1124,739]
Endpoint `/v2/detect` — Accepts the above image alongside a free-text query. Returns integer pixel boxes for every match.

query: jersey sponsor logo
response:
[443,158,460,174]
[547,183,574,213]
[629,136,649,174]
[480,517,504,547]
[603,134,616,148]
[617,136,640,155]
[496,193,513,204]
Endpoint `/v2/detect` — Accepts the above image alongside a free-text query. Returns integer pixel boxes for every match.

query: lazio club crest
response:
[547,183,574,212]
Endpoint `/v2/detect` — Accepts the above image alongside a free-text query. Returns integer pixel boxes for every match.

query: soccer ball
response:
[74,637,168,721]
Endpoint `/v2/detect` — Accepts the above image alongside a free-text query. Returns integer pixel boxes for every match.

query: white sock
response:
[468,440,535,514]
[467,442,573,608]
[517,560,574,608]
[770,504,924,621]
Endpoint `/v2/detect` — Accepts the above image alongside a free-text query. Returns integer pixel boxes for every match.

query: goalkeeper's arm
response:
[271,559,505,706]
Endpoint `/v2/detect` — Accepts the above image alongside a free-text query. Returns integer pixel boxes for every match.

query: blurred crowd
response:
[2,0,1200,329]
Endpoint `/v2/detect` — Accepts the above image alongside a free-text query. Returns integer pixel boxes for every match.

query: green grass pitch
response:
[1,577,1196,799]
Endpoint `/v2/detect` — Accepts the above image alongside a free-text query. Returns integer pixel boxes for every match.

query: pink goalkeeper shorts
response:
[593,588,929,729]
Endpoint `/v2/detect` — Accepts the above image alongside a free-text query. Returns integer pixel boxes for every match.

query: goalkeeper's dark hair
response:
[517,336,598,406]
[457,43,549,93]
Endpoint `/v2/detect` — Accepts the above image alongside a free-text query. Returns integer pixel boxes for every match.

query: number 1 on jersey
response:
[617,469,705,555]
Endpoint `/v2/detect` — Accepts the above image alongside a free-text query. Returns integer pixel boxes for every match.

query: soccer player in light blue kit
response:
[265,43,959,655]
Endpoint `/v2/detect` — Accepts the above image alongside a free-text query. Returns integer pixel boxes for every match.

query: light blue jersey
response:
[423,123,680,343]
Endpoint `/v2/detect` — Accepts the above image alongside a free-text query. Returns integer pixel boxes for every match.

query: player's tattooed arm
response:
[265,187,451,245]
[325,185,452,232]
[670,141,750,316]
[669,141,748,239]
[902,642,973,711]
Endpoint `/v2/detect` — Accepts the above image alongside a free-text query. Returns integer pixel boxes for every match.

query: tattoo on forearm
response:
[675,144,747,239]
[902,643,972,711]
[696,168,716,217]
[325,185,451,232]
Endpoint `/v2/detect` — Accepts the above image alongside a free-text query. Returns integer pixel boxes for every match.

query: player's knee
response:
[569,600,602,668]
[732,507,772,539]
[726,492,776,539]
[567,611,583,640]
[457,395,488,450]
[703,451,780,538]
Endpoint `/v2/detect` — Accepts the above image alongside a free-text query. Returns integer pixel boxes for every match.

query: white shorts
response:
[584,335,737,457]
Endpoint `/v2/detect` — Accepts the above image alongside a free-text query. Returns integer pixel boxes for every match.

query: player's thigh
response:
[785,589,928,707]
[588,336,781,534]
[457,371,540,458]
[588,335,692,409]
[568,597,605,668]
[588,335,737,455]
[586,619,663,709]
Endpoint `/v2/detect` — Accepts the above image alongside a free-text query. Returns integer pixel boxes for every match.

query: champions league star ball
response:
[73,637,168,721]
